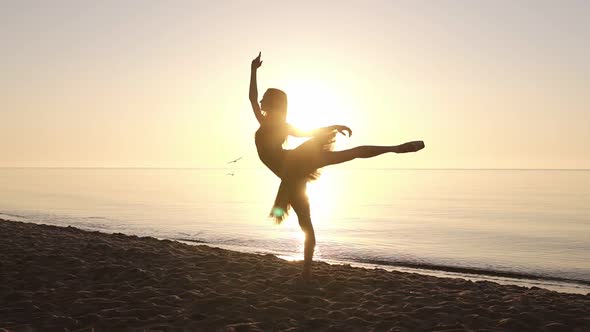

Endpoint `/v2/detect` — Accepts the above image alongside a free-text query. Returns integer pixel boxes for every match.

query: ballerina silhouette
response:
[249,52,424,279]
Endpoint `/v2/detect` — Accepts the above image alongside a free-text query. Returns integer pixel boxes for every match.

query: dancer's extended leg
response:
[290,181,315,279]
[319,141,424,167]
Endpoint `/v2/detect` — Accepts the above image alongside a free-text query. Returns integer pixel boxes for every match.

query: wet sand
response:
[1,219,589,331]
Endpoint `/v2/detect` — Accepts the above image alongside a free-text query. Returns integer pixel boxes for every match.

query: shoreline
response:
[1,219,589,331]
[4,212,588,295]
[211,243,590,296]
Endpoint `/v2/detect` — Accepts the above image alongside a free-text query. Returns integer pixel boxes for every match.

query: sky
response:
[1,0,589,169]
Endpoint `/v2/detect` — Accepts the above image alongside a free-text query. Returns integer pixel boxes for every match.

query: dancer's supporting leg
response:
[290,180,315,279]
[319,141,424,167]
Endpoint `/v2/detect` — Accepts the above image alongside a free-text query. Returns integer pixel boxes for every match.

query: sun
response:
[282,80,354,132]
[280,79,359,152]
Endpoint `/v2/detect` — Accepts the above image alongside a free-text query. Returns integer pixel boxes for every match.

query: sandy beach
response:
[0,219,588,331]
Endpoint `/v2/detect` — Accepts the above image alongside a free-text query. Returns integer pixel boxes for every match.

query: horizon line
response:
[1,167,589,171]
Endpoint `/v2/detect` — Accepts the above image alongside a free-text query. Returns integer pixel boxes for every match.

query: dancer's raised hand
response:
[249,52,263,123]
[251,52,263,70]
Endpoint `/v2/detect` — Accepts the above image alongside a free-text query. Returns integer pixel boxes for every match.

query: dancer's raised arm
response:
[249,52,264,124]
[288,124,352,137]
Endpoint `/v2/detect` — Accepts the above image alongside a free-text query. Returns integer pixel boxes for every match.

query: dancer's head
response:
[261,88,288,121]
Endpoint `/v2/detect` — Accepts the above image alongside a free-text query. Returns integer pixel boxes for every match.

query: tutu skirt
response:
[269,130,336,223]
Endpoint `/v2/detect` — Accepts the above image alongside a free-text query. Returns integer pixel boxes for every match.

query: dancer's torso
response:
[255,121,288,178]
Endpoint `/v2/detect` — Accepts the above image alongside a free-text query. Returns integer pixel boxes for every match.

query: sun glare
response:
[307,179,334,222]
[281,171,340,230]
[282,80,356,135]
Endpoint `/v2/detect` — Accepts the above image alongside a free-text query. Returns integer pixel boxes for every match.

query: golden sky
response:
[1,1,589,168]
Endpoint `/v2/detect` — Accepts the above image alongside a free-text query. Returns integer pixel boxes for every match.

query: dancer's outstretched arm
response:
[249,52,263,124]
[288,124,352,137]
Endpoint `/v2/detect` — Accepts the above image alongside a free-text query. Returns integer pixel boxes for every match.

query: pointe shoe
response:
[397,141,425,153]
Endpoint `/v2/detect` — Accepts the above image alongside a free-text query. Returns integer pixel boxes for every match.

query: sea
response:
[1,168,589,294]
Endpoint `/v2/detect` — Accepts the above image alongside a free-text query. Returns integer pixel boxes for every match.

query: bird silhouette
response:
[226,156,243,164]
